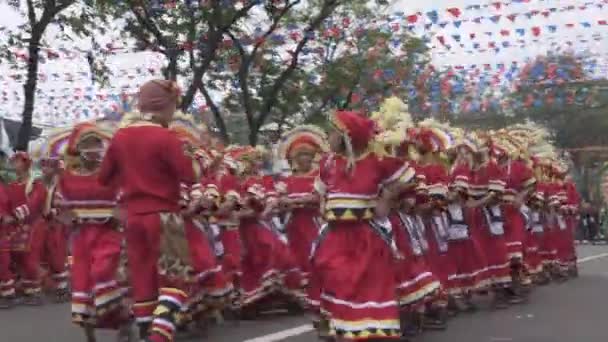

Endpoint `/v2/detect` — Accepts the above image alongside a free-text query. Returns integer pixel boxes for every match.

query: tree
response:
[96,0,266,143]
[0,0,110,150]
[201,0,422,145]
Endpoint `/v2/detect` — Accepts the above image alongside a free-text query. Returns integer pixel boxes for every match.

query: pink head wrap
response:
[137,79,181,113]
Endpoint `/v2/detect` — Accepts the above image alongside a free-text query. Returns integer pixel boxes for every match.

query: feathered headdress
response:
[416,118,454,153]
[370,97,414,154]
[277,125,328,161]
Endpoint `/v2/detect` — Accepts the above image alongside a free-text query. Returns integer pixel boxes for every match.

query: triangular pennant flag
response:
[447,7,461,17]
[490,15,501,23]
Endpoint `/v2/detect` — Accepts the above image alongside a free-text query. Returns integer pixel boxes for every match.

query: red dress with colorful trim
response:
[524,182,545,275]
[538,182,558,265]
[238,174,298,308]
[445,162,489,294]
[555,181,578,268]
[391,208,441,308]
[312,152,416,340]
[56,170,124,328]
[502,160,536,260]
[416,163,454,295]
[282,170,322,306]
[471,161,511,286]
[1,179,47,296]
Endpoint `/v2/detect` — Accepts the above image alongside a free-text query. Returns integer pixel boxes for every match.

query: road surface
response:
[1,245,607,342]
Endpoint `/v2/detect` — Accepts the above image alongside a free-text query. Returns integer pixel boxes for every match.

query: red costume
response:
[238,171,300,309]
[558,179,580,270]
[471,159,512,287]
[277,126,328,312]
[524,179,546,276]
[0,152,47,299]
[99,119,198,342]
[446,161,489,294]
[312,111,416,340]
[391,174,442,310]
[57,169,124,328]
[502,159,536,261]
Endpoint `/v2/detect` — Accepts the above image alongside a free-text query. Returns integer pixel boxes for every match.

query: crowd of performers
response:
[0,81,580,342]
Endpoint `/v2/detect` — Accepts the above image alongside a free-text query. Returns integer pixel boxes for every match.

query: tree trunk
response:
[164,50,179,81]
[248,122,259,146]
[16,35,41,151]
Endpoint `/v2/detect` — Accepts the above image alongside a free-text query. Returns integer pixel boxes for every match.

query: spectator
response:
[581,202,600,243]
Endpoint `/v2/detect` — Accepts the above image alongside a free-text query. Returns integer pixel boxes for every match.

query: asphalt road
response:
[1,245,607,342]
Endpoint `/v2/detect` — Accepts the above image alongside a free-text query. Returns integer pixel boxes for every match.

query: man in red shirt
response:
[99,80,198,342]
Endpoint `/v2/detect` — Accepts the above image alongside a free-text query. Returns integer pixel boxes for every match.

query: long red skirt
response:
[472,208,512,287]
[446,210,490,295]
[555,216,577,270]
[312,221,401,340]
[180,221,232,320]
[219,226,242,282]
[503,205,526,261]
[539,225,558,266]
[239,219,299,308]
[286,208,320,296]
[71,224,125,328]
[523,230,543,276]
[390,214,441,309]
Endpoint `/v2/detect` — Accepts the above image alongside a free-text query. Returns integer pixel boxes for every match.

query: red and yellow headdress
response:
[331,110,376,151]
[66,122,112,156]
[278,125,328,161]
[415,119,453,153]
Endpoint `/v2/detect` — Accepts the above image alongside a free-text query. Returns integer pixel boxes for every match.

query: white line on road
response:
[578,252,608,263]
[243,251,608,342]
[242,324,314,342]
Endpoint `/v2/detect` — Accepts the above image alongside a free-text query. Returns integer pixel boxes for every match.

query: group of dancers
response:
[0,81,580,342]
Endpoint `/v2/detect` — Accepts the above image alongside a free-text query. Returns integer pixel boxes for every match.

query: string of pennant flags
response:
[1,0,606,62]
[1,0,607,125]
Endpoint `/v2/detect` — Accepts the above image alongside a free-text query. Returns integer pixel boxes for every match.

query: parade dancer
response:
[561,173,581,277]
[231,146,301,318]
[526,157,548,284]
[410,124,453,329]
[277,125,328,316]
[0,180,14,308]
[498,136,536,300]
[0,152,47,306]
[445,135,489,310]
[312,110,417,341]
[54,122,133,342]
[169,113,232,328]
[37,145,70,302]
[469,138,512,308]
[99,79,199,342]
[205,150,243,313]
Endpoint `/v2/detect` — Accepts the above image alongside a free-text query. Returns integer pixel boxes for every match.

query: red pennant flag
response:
[407,14,418,23]
[447,7,461,17]
[531,26,541,36]
[541,11,550,17]
[566,23,575,28]
[500,29,510,36]
[493,2,501,10]
[507,14,517,21]
[599,20,607,25]
[470,33,476,39]
[437,36,446,45]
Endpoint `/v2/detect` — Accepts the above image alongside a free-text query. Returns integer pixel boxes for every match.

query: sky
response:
[0,0,607,126]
